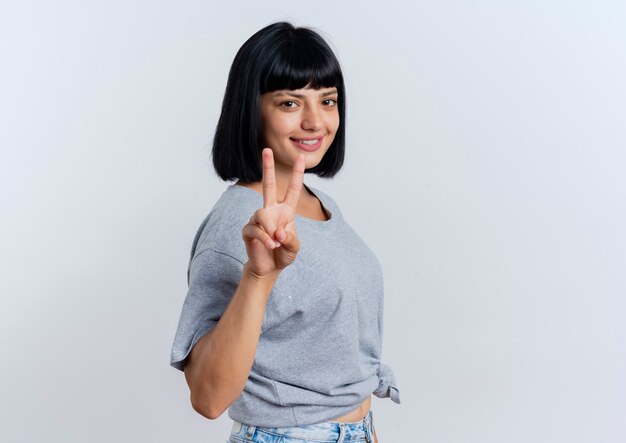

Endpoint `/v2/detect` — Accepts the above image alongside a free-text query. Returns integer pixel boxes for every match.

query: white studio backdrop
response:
[1,1,625,442]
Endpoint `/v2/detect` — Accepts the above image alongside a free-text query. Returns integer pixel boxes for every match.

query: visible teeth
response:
[297,139,319,145]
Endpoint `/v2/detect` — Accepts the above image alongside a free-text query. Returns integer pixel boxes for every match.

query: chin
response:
[301,149,328,169]
[303,158,322,170]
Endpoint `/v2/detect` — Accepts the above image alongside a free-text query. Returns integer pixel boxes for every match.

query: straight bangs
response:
[260,39,343,93]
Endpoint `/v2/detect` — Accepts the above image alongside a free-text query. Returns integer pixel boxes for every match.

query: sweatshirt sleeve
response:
[169,248,244,371]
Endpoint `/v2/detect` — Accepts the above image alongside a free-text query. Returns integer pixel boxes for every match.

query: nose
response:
[300,105,322,131]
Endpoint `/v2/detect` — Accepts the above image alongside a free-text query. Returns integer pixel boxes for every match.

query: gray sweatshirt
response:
[170,183,400,427]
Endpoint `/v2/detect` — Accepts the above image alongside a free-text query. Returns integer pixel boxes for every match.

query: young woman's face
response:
[259,85,340,172]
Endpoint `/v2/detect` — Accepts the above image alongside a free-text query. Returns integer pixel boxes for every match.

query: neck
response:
[273,161,306,202]
[237,165,310,203]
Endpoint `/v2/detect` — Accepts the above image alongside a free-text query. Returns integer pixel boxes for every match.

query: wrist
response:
[242,263,280,287]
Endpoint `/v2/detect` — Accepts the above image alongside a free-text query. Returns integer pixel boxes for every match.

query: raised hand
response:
[241,148,305,279]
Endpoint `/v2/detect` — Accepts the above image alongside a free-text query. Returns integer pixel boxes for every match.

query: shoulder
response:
[191,184,261,262]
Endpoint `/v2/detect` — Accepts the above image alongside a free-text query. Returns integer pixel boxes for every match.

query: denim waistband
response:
[231,410,374,442]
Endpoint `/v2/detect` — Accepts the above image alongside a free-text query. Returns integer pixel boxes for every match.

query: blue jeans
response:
[228,410,376,443]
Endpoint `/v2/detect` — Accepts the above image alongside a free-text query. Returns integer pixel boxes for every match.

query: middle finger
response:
[262,148,277,208]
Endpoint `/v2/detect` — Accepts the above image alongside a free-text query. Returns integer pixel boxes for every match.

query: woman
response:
[170,21,400,443]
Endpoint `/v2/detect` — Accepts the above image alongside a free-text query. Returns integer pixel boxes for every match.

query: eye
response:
[323,98,338,107]
[280,100,298,109]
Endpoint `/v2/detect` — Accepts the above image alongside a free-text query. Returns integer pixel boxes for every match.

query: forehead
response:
[269,87,338,98]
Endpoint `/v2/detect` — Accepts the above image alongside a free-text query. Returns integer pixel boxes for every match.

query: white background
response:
[1,1,625,442]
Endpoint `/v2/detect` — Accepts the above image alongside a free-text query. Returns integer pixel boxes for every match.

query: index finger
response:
[282,153,305,209]
[262,148,277,208]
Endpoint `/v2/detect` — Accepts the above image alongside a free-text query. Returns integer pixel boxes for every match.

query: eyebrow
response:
[272,89,338,98]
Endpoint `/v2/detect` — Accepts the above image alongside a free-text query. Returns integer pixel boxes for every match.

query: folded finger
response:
[250,209,278,240]
[242,224,280,249]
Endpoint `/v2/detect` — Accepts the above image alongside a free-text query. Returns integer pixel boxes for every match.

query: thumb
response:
[276,227,299,252]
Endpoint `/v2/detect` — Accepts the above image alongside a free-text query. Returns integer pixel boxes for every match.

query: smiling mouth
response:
[289,137,324,152]
[290,138,320,145]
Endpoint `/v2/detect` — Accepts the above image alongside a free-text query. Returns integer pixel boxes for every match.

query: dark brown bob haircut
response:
[212,21,346,182]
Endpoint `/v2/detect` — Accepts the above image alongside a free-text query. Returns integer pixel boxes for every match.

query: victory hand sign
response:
[242,148,305,279]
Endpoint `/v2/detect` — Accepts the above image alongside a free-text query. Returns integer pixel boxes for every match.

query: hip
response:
[329,396,371,422]
[228,409,376,443]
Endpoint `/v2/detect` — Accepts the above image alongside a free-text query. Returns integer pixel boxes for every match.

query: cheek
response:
[327,110,340,129]
[265,114,296,137]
